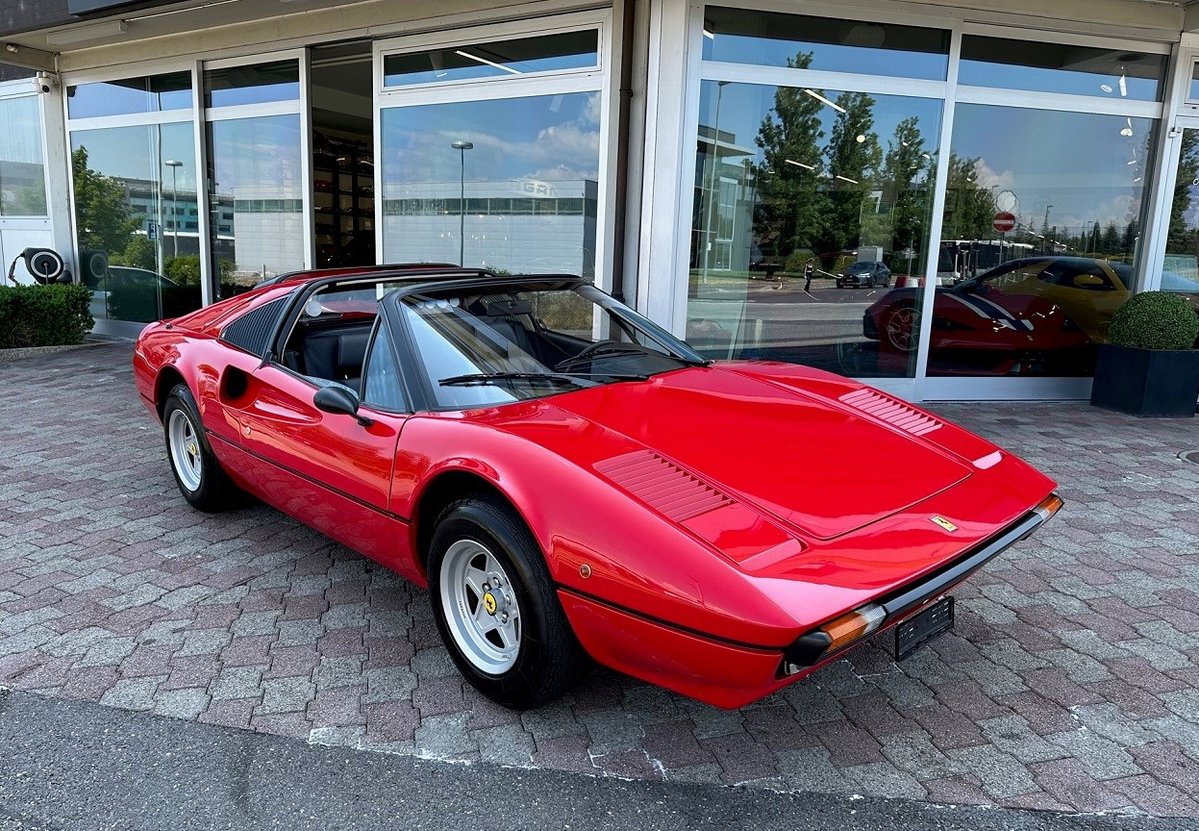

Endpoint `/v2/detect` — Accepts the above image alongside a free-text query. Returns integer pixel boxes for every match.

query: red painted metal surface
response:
[133,274,1058,708]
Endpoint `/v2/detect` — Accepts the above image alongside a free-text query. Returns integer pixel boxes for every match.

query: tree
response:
[752,52,828,264]
[1122,221,1138,256]
[1101,222,1121,254]
[812,91,881,265]
[71,147,140,256]
[111,235,156,271]
[1167,129,1199,255]
[879,116,931,255]
[943,155,996,242]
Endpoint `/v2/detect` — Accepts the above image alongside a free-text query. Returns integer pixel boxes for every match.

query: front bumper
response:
[560,494,1063,709]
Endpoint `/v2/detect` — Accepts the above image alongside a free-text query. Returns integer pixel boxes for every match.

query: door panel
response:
[224,363,413,573]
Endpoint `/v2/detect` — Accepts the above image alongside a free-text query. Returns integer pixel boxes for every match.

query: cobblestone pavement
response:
[2,343,1199,818]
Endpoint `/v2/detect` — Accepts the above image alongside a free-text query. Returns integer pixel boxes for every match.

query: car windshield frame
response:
[381,277,707,412]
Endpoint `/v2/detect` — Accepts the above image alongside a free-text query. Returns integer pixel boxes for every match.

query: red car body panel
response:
[134,267,1059,708]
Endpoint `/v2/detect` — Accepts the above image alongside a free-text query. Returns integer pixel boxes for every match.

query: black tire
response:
[162,383,242,512]
[428,495,588,709]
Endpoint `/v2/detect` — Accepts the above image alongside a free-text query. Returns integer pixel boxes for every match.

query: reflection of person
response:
[804,259,814,292]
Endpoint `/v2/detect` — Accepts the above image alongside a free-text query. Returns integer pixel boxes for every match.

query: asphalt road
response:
[0,687,1194,831]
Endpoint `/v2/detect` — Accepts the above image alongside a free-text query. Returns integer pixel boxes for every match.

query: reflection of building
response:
[112,176,229,257]
[223,185,305,277]
[382,179,597,277]
[693,124,756,273]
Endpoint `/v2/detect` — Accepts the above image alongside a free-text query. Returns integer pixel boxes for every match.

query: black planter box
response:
[1091,344,1199,418]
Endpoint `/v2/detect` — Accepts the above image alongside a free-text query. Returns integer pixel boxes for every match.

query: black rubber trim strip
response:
[877,507,1046,619]
[556,584,783,654]
[207,430,410,524]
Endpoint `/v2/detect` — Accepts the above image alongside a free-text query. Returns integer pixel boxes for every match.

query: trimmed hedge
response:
[0,284,94,349]
[1109,291,1199,351]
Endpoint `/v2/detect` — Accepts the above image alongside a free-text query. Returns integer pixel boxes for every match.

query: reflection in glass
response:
[379,93,600,277]
[384,30,598,87]
[928,105,1156,377]
[701,8,949,81]
[686,79,941,379]
[70,123,201,323]
[204,60,300,108]
[959,37,1164,102]
[0,95,47,217]
[67,72,192,119]
[1162,127,1199,293]
[206,114,305,297]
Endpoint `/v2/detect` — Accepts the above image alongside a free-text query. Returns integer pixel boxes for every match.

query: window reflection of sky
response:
[380,92,601,187]
[70,122,197,194]
[208,115,302,197]
[950,105,1153,234]
[701,9,949,81]
[383,31,598,87]
[67,73,192,119]
[959,37,1163,102]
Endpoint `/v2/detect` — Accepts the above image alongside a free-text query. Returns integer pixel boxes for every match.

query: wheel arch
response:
[410,466,536,582]
[154,365,188,421]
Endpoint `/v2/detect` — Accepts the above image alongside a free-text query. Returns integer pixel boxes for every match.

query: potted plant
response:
[1090,290,1199,418]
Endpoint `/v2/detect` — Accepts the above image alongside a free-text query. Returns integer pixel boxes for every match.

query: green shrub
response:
[1109,291,1199,351]
[0,284,94,348]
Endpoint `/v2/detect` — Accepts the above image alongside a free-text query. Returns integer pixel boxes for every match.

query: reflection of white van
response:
[1164,254,1199,288]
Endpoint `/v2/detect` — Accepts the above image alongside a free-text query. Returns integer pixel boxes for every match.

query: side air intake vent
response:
[839,388,942,436]
[595,450,733,522]
[221,297,287,358]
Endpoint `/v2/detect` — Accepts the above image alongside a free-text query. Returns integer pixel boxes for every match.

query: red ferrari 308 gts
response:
[133,265,1062,709]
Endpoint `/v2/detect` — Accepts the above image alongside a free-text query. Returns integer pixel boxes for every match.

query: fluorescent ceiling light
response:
[835,175,859,184]
[44,19,128,45]
[703,28,715,39]
[803,88,845,113]
[785,159,815,170]
[455,50,522,75]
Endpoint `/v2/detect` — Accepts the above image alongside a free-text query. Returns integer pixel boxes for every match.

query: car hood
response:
[534,365,972,541]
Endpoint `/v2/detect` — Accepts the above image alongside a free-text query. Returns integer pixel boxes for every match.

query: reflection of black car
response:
[98,266,200,323]
[837,261,890,289]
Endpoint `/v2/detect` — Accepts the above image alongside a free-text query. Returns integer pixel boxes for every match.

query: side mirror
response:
[313,384,374,427]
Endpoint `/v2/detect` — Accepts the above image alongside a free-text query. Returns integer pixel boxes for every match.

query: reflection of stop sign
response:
[993,212,1017,233]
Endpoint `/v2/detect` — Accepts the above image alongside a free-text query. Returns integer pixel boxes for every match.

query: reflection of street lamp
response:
[1043,204,1053,254]
[450,140,473,265]
[164,159,183,259]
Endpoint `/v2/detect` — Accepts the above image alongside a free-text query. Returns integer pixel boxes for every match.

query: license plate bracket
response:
[895,596,954,660]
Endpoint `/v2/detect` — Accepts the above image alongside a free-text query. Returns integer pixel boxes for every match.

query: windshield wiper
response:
[555,344,709,373]
[438,371,646,388]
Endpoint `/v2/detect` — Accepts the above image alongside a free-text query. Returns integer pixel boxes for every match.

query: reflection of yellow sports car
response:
[962,256,1199,343]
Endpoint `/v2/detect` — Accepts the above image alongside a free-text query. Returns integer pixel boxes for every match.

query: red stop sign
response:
[993,212,1017,234]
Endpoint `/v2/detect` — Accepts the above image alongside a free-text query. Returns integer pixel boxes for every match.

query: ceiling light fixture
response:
[44,19,128,45]
[785,159,815,170]
[703,27,715,39]
[835,174,859,184]
[455,49,521,75]
[803,88,845,113]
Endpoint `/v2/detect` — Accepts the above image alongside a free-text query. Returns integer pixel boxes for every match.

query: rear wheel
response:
[884,304,920,353]
[429,496,587,709]
[162,384,241,512]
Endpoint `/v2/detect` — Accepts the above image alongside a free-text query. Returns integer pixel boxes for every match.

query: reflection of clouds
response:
[971,159,1015,192]
[580,92,602,126]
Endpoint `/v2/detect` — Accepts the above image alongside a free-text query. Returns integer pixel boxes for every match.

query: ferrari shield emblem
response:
[930,515,958,533]
[482,592,498,615]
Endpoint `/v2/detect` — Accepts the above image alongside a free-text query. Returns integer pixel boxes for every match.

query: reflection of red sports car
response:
[864,268,1091,376]
[134,264,1060,709]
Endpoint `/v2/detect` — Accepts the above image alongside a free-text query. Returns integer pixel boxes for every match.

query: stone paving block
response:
[841,762,927,800]
[879,731,964,782]
[977,715,1067,764]
[1046,728,1143,780]
[413,712,476,761]
[773,746,853,794]
[152,687,210,720]
[258,676,316,715]
[99,676,163,711]
[475,722,537,767]
[1030,757,1134,813]
[208,665,266,701]
[947,744,1040,799]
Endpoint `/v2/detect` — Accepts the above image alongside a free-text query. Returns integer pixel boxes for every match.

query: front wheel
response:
[884,304,920,353]
[162,383,242,512]
[429,496,587,709]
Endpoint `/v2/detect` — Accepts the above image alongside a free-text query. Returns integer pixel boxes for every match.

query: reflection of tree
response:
[943,155,996,241]
[72,147,140,256]
[0,184,47,216]
[752,52,826,264]
[879,117,931,255]
[1167,129,1199,255]
[815,92,881,265]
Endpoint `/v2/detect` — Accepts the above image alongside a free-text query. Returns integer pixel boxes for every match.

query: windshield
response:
[848,263,873,273]
[396,282,706,409]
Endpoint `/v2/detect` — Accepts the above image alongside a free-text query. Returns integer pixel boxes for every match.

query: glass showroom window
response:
[687,13,948,378]
[0,94,48,218]
[377,24,604,278]
[67,71,202,324]
[928,36,1165,378]
[1161,125,1199,294]
[204,59,306,299]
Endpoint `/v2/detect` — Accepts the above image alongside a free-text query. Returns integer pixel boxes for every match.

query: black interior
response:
[283,318,375,393]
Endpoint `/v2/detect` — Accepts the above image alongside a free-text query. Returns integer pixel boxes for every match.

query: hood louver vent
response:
[595,450,732,522]
[839,388,942,437]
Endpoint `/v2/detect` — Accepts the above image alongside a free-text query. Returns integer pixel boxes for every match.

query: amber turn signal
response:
[1034,494,1064,523]
[818,603,887,653]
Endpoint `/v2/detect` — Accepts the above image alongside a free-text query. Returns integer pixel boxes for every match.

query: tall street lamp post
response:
[450,140,474,266]
[164,159,183,260]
